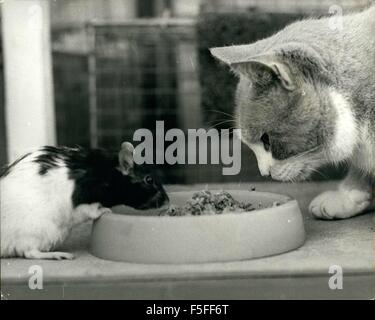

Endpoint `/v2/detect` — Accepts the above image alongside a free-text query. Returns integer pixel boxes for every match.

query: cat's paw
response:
[309,189,371,220]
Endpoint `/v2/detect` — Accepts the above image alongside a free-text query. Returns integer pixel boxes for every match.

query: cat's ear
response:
[210,46,250,65]
[231,58,296,91]
[210,46,296,91]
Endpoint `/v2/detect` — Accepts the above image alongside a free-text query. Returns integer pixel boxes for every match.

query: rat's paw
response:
[89,203,112,220]
[24,250,74,260]
[309,189,371,220]
[98,207,112,216]
[73,203,112,224]
[51,252,75,260]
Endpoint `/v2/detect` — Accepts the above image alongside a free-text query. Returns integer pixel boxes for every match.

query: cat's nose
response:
[249,143,275,178]
[257,161,272,176]
[257,161,271,176]
[259,168,271,177]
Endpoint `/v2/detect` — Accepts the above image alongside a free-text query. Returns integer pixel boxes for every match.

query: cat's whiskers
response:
[310,167,329,180]
[274,147,327,182]
[208,119,236,130]
[206,109,235,119]
[288,146,321,161]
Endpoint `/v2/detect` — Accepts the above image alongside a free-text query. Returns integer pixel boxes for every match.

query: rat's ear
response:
[231,57,296,91]
[119,142,134,174]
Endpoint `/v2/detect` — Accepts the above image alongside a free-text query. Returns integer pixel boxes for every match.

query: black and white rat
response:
[0,142,169,260]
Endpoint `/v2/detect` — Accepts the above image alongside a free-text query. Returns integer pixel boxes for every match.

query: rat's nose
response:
[161,197,169,207]
[158,192,170,208]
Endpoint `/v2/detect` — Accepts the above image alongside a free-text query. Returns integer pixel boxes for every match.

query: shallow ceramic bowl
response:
[90,190,305,264]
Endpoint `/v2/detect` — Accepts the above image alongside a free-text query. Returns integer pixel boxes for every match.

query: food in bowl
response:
[160,190,281,216]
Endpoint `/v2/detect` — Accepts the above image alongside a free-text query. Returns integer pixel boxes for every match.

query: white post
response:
[2,0,56,162]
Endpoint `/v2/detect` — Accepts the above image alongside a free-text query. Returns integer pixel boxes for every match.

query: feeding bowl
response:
[90,190,305,264]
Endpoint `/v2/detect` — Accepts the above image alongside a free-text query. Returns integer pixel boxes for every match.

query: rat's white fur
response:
[0,152,109,260]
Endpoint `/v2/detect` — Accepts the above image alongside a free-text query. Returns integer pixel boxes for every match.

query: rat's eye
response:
[144,175,154,185]
[260,133,271,151]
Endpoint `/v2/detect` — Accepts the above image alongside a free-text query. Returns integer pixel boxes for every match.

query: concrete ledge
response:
[1,182,374,299]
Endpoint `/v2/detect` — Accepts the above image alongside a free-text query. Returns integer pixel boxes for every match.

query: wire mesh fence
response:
[88,19,200,150]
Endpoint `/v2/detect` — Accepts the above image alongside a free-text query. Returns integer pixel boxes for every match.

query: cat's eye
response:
[144,175,154,185]
[260,133,271,151]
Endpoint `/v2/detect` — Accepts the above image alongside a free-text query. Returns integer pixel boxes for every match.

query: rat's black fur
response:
[33,146,169,209]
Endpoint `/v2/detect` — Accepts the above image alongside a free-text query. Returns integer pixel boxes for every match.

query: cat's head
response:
[210,44,356,181]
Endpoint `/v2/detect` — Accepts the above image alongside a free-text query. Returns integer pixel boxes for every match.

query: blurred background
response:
[0,0,372,184]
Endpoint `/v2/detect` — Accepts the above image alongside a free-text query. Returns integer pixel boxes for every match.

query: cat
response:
[210,5,375,219]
